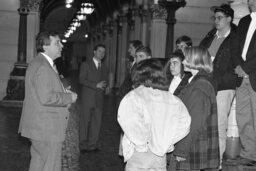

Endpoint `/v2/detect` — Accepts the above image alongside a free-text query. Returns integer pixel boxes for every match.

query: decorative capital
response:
[150,4,167,20]
[18,7,30,15]
[27,0,41,12]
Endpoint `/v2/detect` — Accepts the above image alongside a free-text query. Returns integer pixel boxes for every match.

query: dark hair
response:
[36,31,59,53]
[165,49,185,82]
[212,4,234,21]
[135,46,152,57]
[94,44,106,51]
[132,58,169,91]
[129,40,143,50]
[176,35,192,47]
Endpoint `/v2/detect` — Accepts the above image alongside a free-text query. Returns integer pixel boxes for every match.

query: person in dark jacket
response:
[199,4,242,166]
[168,47,219,171]
[116,40,143,101]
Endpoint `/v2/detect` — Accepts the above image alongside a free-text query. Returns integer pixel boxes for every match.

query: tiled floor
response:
[0,94,124,171]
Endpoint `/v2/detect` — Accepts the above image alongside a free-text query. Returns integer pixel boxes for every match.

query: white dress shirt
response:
[168,76,182,94]
[93,57,101,69]
[41,52,54,68]
[117,85,191,161]
[242,12,256,61]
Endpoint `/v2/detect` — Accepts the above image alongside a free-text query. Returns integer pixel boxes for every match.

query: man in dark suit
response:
[232,0,256,165]
[18,31,77,171]
[79,44,109,152]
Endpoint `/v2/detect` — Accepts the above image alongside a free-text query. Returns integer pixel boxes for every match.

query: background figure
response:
[170,47,219,171]
[118,58,191,171]
[165,50,191,96]
[117,40,143,101]
[199,4,241,166]
[232,0,256,165]
[175,35,192,54]
[134,46,152,64]
[18,31,77,171]
[79,44,109,152]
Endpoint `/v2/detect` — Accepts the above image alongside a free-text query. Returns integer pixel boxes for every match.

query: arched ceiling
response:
[40,0,133,42]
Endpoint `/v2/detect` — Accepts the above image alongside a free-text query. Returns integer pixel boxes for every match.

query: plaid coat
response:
[172,71,220,170]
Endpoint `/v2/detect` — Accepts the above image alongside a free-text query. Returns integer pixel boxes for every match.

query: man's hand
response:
[175,156,186,162]
[68,91,77,103]
[235,65,248,77]
[96,81,107,90]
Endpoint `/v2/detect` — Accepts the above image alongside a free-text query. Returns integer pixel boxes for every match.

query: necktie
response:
[98,62,101,70]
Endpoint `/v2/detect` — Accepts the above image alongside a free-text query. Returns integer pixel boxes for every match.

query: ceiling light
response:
[81,3,94,14]
[66,4,71,8]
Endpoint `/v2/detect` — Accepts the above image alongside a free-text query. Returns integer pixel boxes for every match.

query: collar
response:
[173,75,182,80]
[251,12,256,19]
[216,28,230,39]
[93,57,101,64]
[41,52,54,67]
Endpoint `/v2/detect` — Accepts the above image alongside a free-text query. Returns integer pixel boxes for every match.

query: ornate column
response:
[133,8,143,40]
[158,0,186,58]
[141,9,150,46]
[150,4,167,58]
[117,13,129,86]
[3,7,30,101]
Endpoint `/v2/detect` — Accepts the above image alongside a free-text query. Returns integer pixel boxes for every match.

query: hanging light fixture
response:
[81,3,95,14]
[76,11,87,21]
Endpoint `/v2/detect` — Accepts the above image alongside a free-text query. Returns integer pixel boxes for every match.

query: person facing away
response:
[231,0,256,165]
[169,47,219,171]
[199,3,242,166]
[79,44,109,153]
[117,45,152,156]
[175,35,192,54]
[116,40,143,101]
[118,58,191,171]
[18,30,77,171]
[165,49,191,96]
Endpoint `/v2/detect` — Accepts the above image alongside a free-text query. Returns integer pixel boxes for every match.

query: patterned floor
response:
[0,93,124,171]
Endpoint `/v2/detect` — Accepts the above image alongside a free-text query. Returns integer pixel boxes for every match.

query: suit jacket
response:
[173,72,192,96]
[79,58,108,109]
[19,53,72,142]
[200,24,242,91]
[232,15,256,91]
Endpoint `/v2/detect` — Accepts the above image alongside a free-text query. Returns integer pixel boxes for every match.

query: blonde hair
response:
[183,46,213,73]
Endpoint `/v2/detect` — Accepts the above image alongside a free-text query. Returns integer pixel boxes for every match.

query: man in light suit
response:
[79,44,109,152]
[232,0,256,165]
[18,31,77,171]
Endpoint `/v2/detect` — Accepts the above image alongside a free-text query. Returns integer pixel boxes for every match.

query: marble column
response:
[141,10,150,46]
[117,14,129,86]
[149,4,167,58]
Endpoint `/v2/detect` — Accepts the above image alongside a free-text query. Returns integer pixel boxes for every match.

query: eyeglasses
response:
[211,16,227,21]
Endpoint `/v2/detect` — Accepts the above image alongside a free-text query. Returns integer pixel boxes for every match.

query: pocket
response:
[39,111,59,118]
